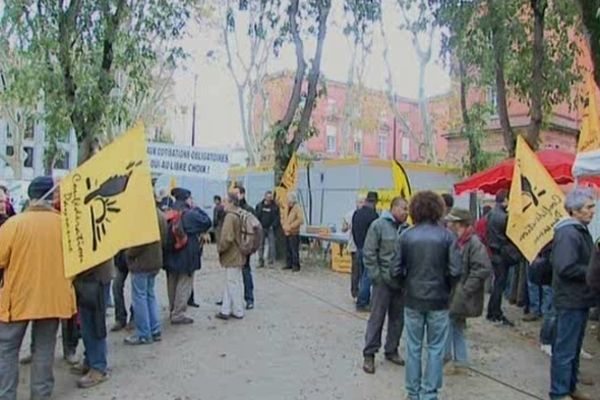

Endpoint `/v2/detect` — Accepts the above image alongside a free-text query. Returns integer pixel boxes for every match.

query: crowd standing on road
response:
[0,174,598,400]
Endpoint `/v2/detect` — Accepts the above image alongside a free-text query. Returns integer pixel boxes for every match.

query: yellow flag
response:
[578,72,600,153]
[507,136,569,263]
[392,160,412,199]
[275,153,298,210]
[60,123,160,278]
[280,153,298,191]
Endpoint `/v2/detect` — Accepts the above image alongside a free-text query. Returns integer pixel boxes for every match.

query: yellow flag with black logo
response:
[60,123,160,278]
[578,72,600,153]
[392,160,412,199]
[275,153,298,210]
[507,136,568,263]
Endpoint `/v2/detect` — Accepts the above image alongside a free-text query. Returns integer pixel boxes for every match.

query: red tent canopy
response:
[454,149,600,196]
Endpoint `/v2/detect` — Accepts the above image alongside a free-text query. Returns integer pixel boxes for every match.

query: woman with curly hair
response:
[392,191,461,400]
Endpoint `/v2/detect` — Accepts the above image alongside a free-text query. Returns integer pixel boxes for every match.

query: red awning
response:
[454,149,600,195]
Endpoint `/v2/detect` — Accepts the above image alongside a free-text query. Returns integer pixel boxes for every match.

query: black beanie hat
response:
[28,176,54,200]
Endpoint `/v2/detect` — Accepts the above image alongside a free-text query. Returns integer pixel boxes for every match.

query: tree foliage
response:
[0,0,194,164]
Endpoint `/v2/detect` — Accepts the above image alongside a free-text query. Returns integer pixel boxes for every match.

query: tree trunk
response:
[577,0,600,89]
[272,0,331,186]
[417,57,435,163]
[488,0,516,156]
[527,0,546,150]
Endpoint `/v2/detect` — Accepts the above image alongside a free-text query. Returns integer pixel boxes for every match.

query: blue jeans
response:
[445,317,468,366]
[80,284,110,374]
[356,249,371,309]
[243,259,254,304]
[527,268,552,317]
[405,307,450,400]
[550,308,589,399]
[131,272,160,340]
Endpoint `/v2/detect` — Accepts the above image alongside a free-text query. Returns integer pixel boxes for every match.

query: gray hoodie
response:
[551,218,596,309]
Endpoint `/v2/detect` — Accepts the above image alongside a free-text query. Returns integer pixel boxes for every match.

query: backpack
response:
[165,210,188,251]
[233,209,263,256]
[528,241,553,286]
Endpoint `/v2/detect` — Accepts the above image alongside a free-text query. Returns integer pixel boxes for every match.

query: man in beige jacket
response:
[216,193,246,320]
[281,192,304,272]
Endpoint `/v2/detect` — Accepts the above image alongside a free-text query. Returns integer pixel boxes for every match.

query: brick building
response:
[253,71,587,167]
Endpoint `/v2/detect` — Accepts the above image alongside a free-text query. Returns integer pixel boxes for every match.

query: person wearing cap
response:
[281,191,304,272]
[444,208,491,374]
[352,191,379,311]
[0,176,77,400]
[164,187,211,325]
[361,196,409,374]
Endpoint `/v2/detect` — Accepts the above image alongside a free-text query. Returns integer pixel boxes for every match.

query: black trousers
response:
[285,235,300,269]
[363,283,404,357]
[350,252,361,298]
[61,316,79,357]
[487,257,510,320]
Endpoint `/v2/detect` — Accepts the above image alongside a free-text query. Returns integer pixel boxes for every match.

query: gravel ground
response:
[14,246,600,400]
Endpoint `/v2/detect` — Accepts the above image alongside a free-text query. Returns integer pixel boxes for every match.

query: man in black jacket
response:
[255,191,279,268]
[550,187,596,400]
[352,191,379,311]
[486,189,520,326]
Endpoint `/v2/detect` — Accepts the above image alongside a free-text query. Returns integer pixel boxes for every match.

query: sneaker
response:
[579,374,595,386]
[64,353,80,366]
[215,312,230,321]
[77,369,109,389]
[580,349,593,360]
[152,332,162,342]
[70,362,91,376]
[522,314,541,322]
[215,300,223,306]
[571,390,593,400]
[246,302,254,310]
[110,322,126,332]
[231,314,244,320]
[356,306,370,313]
[188,301,200,308]
[540,344,553,357]
[363,356,375,374]
[497,316,515,327]
[19,354,32,365]
[124,336,152,345]
[171,317,194,325]
[384,353,405,366]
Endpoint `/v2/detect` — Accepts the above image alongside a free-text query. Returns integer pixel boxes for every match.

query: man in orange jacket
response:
[0,176,77,400]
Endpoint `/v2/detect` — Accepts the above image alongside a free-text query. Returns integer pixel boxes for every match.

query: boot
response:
[363,356,375,374]
[571,390,593,400]
[77,369,109,389]
[385,353,405,366]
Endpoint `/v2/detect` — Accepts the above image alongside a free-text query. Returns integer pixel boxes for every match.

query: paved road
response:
[15,247,600,399]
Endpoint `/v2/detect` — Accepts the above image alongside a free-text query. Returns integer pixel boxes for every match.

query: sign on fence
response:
[147,143,230,180]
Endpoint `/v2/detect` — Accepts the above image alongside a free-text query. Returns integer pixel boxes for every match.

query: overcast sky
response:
[170,1,451,148]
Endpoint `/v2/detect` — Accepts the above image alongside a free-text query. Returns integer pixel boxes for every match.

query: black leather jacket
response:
[393,222,460,311]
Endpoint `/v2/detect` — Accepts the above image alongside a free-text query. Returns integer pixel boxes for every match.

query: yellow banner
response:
[60,123,160,278]
[579,72,600,153]
[275,153,298,211]
[392,160,412,199]
[507,136,568,263]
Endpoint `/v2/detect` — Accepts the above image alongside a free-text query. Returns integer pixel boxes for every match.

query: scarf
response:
[457,226,475,249]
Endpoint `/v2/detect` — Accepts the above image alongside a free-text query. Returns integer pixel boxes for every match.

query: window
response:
[353,130,363,156]
[24,118,34,139]
[487,86,498,114]
[54,151,71,170]
[402,137,410,160]
[5,123,11,139]
[326,125,337,153]
[379,133,388,160]
[5,146,14,156]
[23,147,33,168]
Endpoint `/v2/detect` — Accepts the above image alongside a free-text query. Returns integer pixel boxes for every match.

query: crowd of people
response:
[346,188,599,400]
[1,174,599,400]
[0,177,304,400]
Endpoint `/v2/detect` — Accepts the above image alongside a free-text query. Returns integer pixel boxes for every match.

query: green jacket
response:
[363,211,407,290]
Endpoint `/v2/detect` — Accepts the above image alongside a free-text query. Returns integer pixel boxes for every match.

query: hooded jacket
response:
[362,211,408,290]
[164,200,212,274]
[551,218,596,309]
